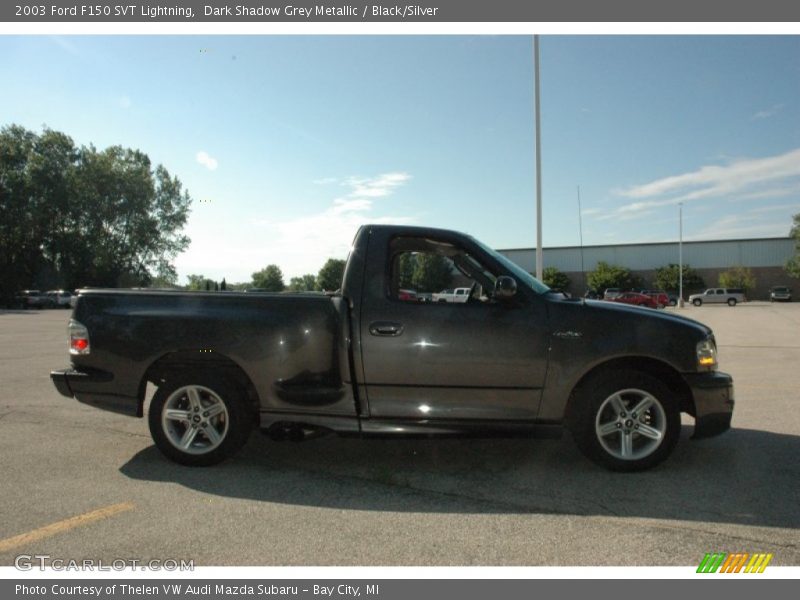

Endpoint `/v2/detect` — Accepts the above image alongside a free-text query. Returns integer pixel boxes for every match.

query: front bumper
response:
[683,370,734,439]
[50,368,141,417]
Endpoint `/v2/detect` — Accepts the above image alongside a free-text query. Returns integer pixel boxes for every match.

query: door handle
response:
[369,321,404,336]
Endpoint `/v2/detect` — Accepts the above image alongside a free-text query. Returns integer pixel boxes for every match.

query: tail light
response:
[69,319,90,355]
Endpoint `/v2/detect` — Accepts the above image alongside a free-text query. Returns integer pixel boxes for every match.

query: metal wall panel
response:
[499,238,794,273]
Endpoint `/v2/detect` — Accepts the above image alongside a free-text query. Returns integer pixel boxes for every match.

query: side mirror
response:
[494,276,517,300]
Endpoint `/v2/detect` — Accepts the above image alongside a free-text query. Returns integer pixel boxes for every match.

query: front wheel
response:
[692,298,702,307]
[148,374,253,466]
[569,370,680,471]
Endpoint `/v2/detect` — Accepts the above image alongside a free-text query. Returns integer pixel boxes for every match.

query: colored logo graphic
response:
[697,552,773,573]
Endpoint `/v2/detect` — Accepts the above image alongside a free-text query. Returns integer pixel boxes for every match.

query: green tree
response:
[317,258,346,291]
[412,253,453,293]
[787,212,800,279]
[186,274,207,291]
[587,261,639,292]
[0,124,191,303]
[220,278,227,291]
[397,253,417,289]
[288,274,317,292]
[653,264,705,293]
[719,266,756,292]
[252,264,285,291]
[541,266,570,291]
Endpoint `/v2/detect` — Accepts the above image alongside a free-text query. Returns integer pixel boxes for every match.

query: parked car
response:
[603,288,622,300]
[45,290,73,308]
[14,290,47,309]
[769,286,792,302]
[397,289,418,302]
[51,224,733,472]
[667,293,679,307]
[610,291,658,309]
[432,287,471,303]
[583,289,600,300]
[688,288,746,307]
[640,290,669,308]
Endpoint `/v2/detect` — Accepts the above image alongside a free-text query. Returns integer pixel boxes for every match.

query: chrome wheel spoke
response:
[608,393,626,415]
[186,387,202,411]
[599,421,620,437]
[179,426,198,449]
[164,409,190,422]
[631,396,654,416]
[205,403,226,418]
[203,425,222,445]
[637,423,663,441]
[620,431,633,458]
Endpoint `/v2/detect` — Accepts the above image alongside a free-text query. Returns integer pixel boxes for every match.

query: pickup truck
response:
[432,287,472,303]
[51,225,734,471]
[688,288,746,307]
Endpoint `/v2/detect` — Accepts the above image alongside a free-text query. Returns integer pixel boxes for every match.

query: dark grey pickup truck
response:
[51,225,733,471]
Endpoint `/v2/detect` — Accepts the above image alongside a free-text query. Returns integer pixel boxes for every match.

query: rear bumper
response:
[684,371,734,439]
[50,368,141,417]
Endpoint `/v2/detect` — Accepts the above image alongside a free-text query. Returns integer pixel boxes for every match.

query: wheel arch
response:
[139,350,261,424]
[564,356,695,428]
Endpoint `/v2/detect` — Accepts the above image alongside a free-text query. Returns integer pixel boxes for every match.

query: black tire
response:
[692,298,702,307]
[568,370,680,472]
[148,373,253,466]
[727,298,737,307]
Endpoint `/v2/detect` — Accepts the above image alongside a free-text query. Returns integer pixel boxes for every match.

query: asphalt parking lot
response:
[1,303,799,566]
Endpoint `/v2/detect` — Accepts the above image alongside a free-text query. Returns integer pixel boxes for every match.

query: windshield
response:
[471,237,551,295]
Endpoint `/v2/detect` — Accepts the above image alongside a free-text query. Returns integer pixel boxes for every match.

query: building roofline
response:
[497,236,793,253]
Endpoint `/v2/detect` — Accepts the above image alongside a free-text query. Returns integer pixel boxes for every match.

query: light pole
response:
[678,202,684,308]
[534,34,543,280]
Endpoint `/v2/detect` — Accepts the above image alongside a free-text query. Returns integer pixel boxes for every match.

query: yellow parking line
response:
[0,502,134,553]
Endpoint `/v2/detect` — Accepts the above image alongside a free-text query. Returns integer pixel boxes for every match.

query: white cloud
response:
[195,151,218,171]
[753,103,785,120]
[49,36,80,56]
[585,148,800,223]
[621,148,800,202]
[687,214,791,240]
[346,172,412,198]
[177,171,415,281]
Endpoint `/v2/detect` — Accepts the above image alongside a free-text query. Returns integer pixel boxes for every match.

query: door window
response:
[388,236,498,304]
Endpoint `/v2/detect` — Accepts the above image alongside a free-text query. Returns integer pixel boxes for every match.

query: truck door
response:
[358,229,550,421]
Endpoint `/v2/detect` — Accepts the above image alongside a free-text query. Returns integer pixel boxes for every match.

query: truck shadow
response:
[120,426,799,530]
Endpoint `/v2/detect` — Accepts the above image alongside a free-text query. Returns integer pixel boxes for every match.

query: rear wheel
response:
[692,298,702,307]
[148,373,252,466]
[569,370,680,471]
[727,298,737,307]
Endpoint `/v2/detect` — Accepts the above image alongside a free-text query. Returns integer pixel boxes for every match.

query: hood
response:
[546,294,712,340]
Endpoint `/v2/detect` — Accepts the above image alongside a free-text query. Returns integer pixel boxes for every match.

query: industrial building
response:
[499,237,796,300]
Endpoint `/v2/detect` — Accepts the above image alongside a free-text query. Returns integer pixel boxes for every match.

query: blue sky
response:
[2,35,799,282]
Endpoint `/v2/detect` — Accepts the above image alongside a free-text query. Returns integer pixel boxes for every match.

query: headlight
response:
[696,338,717,370]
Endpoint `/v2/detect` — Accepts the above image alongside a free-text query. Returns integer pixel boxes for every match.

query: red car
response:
[641,290,669,308]
[610,292,658,309]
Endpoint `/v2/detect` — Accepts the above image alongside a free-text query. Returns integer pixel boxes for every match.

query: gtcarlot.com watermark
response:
[14,554,194,571]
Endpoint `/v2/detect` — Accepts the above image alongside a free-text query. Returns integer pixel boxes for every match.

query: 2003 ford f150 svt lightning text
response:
[51,225,734,471]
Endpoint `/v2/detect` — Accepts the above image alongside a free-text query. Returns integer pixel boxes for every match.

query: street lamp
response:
[678,202,684,308]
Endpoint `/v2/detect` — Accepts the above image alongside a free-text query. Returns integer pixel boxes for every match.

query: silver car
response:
[770,286,792,302]
[689,288,746,307]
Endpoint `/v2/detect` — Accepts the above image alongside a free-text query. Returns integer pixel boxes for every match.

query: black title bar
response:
[5,0,800,22]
